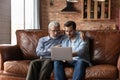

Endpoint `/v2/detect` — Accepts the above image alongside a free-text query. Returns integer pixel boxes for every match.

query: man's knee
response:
[30,59,42,68]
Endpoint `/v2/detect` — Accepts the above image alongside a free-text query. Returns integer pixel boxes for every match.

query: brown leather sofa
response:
[0,29,120,80]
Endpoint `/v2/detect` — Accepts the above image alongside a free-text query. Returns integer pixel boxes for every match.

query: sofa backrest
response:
[86,30,120,65]
[16,29,64,59]
[16,29,120,65]
[16,29,49,59]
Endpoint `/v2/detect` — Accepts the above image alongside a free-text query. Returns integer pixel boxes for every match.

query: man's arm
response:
[36,38,50,56]
[72,38,89,57]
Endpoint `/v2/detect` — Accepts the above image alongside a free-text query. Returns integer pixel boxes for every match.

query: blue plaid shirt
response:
[36,35,64,58]
[61,32,91,66]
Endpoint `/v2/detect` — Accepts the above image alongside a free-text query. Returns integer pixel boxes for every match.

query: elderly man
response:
[26,21,64,80]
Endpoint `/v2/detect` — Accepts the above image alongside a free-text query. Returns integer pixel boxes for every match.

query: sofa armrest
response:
[117,55,120,79]
[0,44,24,70]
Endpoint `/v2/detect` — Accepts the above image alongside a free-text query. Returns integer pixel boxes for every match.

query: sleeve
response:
[36,38,50,56]
[76,38,89,56]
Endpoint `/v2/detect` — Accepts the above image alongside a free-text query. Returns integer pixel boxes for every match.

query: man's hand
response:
[54,44,61,47]
[72,52,77,57]
[62,60,66,62]
[80,32,86,41]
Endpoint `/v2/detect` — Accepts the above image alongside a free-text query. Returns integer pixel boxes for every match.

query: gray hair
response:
[48,21,60,29]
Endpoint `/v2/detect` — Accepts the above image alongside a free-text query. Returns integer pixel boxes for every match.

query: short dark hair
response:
[64,21,76,30]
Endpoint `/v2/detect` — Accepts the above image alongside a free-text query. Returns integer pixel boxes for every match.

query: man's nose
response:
[67,32,70,35]
[54,31,58,34]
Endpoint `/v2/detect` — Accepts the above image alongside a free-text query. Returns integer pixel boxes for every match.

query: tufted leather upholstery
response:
[0,29,120,80]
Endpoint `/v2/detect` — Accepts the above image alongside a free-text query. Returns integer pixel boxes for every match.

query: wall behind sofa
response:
[40,0,119,30]
[0,0,11,44]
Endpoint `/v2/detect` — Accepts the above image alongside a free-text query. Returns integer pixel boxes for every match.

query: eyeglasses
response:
[50,30,60,33]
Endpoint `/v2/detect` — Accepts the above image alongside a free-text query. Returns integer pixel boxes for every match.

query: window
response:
[11,0,40,44]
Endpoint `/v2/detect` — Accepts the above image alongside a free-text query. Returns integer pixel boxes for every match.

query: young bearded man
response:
[54,21,91,80]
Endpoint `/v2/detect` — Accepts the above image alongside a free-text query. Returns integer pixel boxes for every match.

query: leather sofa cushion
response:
[0,74,25,80]
[85,65,117,79]
[4,60,31,76]
[4,59,117,79]
[51,64,117,79]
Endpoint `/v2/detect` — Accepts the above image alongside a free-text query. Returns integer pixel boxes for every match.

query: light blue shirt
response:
[61,32,91,66]
[36,35,64,58]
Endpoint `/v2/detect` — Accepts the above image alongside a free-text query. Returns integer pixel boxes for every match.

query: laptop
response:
[51,47,72,61]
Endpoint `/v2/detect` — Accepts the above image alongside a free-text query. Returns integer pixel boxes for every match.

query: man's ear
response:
[48,29,50,33]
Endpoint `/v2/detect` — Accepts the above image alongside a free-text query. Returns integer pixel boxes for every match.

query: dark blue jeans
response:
[54,60,89,80]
